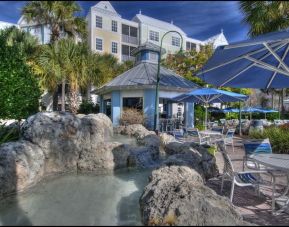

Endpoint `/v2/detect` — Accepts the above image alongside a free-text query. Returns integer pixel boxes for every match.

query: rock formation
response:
[0,112,159,198]
[140,166,249,226]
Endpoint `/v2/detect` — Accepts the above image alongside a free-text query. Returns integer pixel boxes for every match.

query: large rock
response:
[163,142,219,180]
[114,124,155,140]
[78,142,132,173]
[114,124,160,163]
[0,140,45,198]
[140,166,248,226]
[159,133,177,147]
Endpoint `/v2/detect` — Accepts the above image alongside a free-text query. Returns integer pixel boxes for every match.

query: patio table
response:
[200,130,222,136]
[200,130,223,145]
[249,153,289,215]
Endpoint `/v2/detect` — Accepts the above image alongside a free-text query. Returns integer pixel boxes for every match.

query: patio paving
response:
[205,136,289,226]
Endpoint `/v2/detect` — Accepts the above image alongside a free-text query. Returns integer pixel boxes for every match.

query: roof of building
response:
[95,62,199,94]
[131,41,166,56]
[91,1,121,17]
[132,13,187,36]
[203,30,228,48]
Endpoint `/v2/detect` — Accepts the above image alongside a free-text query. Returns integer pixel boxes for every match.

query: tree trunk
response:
[278,91,281,118]
[52,89,58,111]
[271,91,274,109]
[61,79,65,112]
[68,87,79,114]
[86,83,91,101]
[281,88,285,118]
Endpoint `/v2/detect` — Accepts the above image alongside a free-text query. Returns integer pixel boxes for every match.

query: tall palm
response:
[33,42,63,98]
[240,1,289,116]
[240,1,289,37]
[22,1,86,111]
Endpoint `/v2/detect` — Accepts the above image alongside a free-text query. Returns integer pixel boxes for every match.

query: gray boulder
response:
[0,140,45,197]
[78,142,131,173]
[114,124,155,140]
[159,132,177,147]
[140,165,248,226]
[163,142,219,180]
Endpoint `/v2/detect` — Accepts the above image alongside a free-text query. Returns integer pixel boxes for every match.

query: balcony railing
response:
[122,55,135,62]
[122,34,138,45]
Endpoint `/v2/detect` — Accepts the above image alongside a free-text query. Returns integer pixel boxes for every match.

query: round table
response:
[200,130,222,136]
[249,153,289,215]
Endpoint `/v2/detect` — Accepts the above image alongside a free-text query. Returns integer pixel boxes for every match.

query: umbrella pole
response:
[239,101,242,136]
[205,106,208,130]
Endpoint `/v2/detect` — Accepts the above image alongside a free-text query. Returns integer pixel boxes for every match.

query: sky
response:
[0,1,250,43]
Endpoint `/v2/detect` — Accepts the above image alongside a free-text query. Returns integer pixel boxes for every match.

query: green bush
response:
[78,101,99,114]
[194,104,205,126]
[225,113,239,120]
[0,123,19,145]
[195,123,205,131]
[249,125,289,154]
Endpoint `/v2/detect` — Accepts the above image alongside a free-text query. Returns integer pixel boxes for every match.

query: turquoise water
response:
[0,169,151,226]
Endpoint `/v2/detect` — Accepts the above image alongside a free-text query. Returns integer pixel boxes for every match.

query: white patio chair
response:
[212,128,235,152]
[172,129,185,142]
[217,141,269,202]
[186,128,210,145]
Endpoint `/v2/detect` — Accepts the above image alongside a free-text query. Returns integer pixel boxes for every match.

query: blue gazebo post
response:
[154,30,183,133]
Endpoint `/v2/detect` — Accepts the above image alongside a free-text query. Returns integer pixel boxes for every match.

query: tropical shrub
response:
[78,100,99,114]
[120,108,145,125]
[249,125,289,154]
[0,28,41,122]
[194,104,205,126]
[0,123,19,145]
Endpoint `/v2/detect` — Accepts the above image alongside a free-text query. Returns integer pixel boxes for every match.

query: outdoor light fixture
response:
[154,30,184,132]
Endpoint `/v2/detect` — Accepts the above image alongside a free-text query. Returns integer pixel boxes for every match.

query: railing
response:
[122,55,135,62]
[122,34,138,45]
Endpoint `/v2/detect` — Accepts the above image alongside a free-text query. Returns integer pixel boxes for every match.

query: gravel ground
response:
[205,136,289,226]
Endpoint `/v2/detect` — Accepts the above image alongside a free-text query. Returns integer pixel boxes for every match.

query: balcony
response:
[122,34,138,45]
[122,55,135,62]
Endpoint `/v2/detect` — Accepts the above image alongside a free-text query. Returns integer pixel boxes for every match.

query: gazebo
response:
[94,42,198,129]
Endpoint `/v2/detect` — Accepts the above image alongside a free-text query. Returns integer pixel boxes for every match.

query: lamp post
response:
[154,30,183,133]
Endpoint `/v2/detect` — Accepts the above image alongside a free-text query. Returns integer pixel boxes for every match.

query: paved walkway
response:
[205,136,289,226]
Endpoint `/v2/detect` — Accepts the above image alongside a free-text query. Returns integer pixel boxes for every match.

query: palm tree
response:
[240,1,289,116]
[240,1,289,37]
[22,1,86,111]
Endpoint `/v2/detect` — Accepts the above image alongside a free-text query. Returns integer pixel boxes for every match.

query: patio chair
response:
[186,128,210,145]
[211,126,224,134]
[217,141,269,202]
[172,129,185,142]
[220,119,226,126]
[243,138,287,176]
[243,138,289,213]
[213,128,235,152]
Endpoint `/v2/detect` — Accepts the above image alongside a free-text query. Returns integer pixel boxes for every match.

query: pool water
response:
[0,169,151,226]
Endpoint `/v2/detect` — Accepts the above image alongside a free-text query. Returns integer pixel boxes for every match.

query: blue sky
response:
[0,1,250,43]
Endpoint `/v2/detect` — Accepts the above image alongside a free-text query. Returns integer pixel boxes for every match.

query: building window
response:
[112,20,117,32]
[123,97,143,111]
[172,36,180,47]
[96,16,102,28]
[112,42,118,53]
[149,30,159,42]
[96,38,102,51]
[186,42,197,51]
